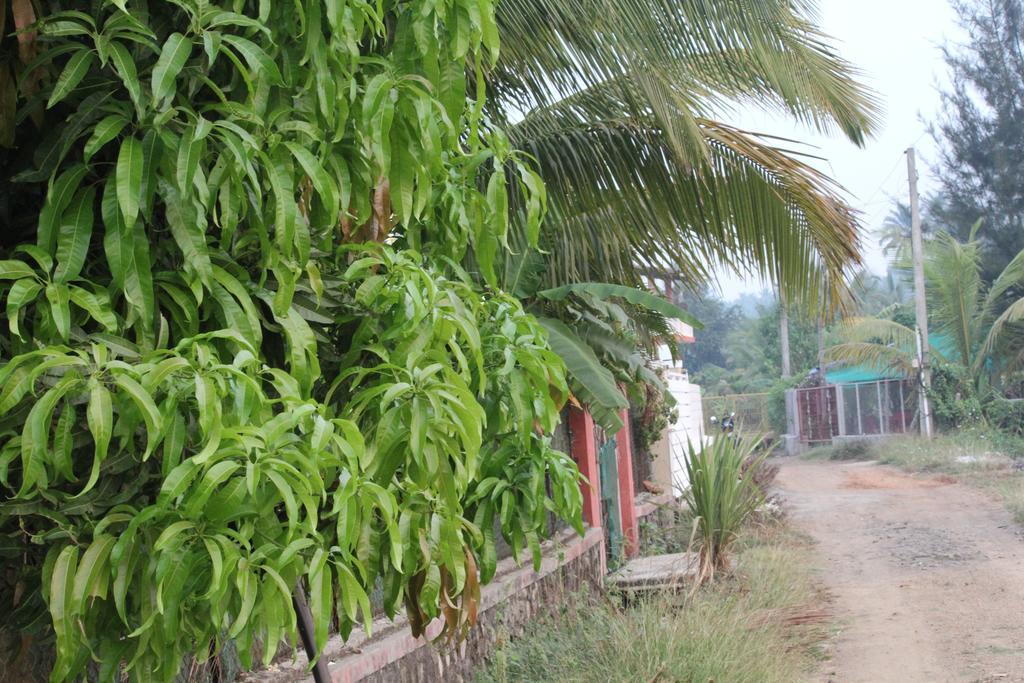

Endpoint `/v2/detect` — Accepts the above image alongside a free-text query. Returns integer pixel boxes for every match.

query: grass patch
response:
[876,431,1024,525]
[479,520,828,683]
[804,440,878,462]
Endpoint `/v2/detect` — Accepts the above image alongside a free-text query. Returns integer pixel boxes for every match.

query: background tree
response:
[828,230,1024,400]
[675,288,744,374]
[931,0,1024,280]
[687,297,820,396]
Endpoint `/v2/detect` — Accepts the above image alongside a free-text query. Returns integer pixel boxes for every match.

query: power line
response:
[860,131,931,221]
[861,151,908,210]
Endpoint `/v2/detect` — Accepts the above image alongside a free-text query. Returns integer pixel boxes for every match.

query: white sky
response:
[713,0,964,300]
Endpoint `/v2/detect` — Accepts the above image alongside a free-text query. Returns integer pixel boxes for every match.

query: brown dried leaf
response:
[12,0,37,65]
[463,546,479,627]
[439,566,458,642]
[404,570,427,638]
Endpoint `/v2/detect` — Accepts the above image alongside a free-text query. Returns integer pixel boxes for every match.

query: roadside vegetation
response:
[684,435,767,584]
[480,444,826,683]
[480,517,828,683]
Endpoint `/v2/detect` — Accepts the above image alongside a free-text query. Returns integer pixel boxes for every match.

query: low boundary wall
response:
[243,527,604,683]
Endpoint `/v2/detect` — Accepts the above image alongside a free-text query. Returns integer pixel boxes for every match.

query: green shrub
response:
[767,375,801,435]
[985,396,1024,437]
[929,363,986,430]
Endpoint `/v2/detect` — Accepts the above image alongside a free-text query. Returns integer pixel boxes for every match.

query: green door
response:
[598,436,622,567]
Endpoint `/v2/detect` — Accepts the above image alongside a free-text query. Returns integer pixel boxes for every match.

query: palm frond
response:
[491,0,881,143]
[826,316,939,376]
[833,316,916,346]
[923,232,982,367]
[979,296,1024,371]
[983,246,1024,314]
[488,0,879,316]
[825,342,916,375]
[509,102,863,308]
[538,282,702,327]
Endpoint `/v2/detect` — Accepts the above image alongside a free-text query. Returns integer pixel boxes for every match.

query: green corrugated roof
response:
[825,365,901,384]
[825,333,953,385]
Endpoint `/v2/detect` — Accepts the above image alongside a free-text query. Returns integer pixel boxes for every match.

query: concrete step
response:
[608,552,698,594]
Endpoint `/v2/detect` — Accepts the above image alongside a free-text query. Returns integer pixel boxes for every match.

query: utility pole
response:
[907,147,933,438]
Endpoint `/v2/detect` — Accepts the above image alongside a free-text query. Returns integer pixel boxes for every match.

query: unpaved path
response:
[776,459,1024,683]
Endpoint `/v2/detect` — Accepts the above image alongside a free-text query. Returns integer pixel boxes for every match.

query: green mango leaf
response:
[112,373,163,458]
[80,381,113,496]
[68,286,117,331]
[0,260,37,280]
[38,164,88,254]
[284,142,339,223]
[308,550,332,654]
[221,34,282,85]
[109,41,143,115]
[46,283,72,340]
[6,278,42,338]
[53,186,96,283]
[116,136,143,227]
[71,535,116,611]
[162,182,212,287]
[151,32,192,105]
[153,521,195,552]
[228,569,257,639]
[21,375,80,495]
[83,115,129,161]
[49,545,80,674]
[48,49,95,109]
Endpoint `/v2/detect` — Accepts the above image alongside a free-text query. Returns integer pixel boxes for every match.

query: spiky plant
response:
[683,435,767,585]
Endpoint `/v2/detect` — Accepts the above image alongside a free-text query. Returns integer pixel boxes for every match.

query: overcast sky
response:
[714,0,964,300]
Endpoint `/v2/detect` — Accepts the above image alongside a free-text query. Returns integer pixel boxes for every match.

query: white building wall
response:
[657,346,706,495]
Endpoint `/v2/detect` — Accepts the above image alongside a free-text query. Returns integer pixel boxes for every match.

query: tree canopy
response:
[487,0,880,307]
[0,2,582,680]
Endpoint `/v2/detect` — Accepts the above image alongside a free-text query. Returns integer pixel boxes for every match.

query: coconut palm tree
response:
[476,0,881,426]
[488,0,881,306]
[827,229,1024,390]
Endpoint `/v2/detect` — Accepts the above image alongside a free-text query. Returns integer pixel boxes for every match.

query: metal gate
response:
[796,385,839,445]
[598,436,622,566]
[795,379,919,444]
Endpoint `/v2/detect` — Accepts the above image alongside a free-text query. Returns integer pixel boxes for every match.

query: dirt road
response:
[776,459,1024,683]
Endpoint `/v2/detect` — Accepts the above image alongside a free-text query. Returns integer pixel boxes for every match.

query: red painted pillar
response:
[616,409,639,557]
[567,407,601,529]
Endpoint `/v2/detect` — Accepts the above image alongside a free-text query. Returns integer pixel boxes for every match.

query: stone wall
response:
[243,527,605,683]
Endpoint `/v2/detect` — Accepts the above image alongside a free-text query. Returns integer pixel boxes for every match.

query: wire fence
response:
[795,379,918,444]
[701,392,774,435]
[837,379,918,438]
